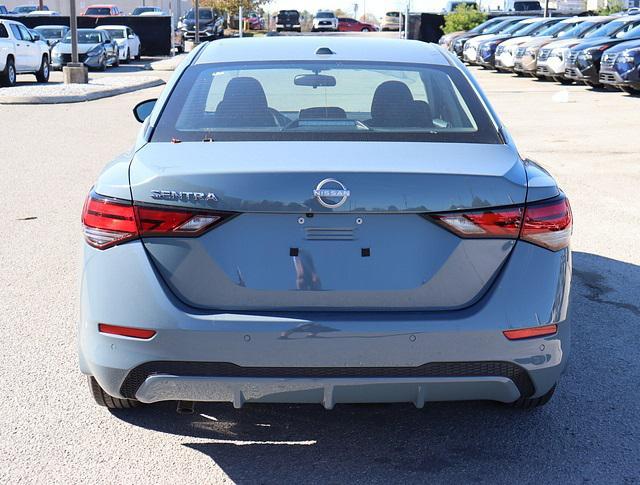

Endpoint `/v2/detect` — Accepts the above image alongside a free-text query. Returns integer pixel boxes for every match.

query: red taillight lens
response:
[426,195,572,252]
[428,207,523,238]
[521,196,572,251]
[82,194,139,249]
[503,324,558,340]
[82,192,232,250]
[98,323,156,339]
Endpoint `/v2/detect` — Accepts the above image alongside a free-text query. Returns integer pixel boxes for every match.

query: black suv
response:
[180,7,225,42]
[276,10,301,32]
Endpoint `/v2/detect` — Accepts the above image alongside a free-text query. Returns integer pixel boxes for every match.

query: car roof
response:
[97,25,127,29]
[34,24,68,28]
[195,37,450,66]
[86,4,117,7]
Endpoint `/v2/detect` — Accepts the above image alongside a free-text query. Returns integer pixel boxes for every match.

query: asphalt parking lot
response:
[1,65,639,484]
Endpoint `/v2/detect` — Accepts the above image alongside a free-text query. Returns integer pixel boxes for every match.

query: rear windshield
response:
[151,61,501,144]
[84,7,110,15]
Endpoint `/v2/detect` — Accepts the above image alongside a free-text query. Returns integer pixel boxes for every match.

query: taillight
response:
[503,324,557,340]
[82,194,138,249]
[521,196,572,251]
[428,207,523,238]
[98,323,156,339]
[82,192,234,250]
[426,195,572,251]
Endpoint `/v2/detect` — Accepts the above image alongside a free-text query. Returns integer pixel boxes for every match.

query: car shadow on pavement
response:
[111,251,640,483]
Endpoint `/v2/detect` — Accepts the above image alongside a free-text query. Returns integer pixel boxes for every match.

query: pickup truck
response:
[1,19,50,86]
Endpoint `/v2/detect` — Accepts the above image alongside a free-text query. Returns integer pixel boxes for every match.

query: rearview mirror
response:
[294,74,336,88]
[133,98,157,123]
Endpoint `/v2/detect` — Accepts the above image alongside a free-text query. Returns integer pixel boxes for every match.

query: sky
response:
[265,1,445,18]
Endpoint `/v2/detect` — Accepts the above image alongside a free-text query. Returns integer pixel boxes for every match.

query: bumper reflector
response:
[98,324,156,339]
[503,324,557,340]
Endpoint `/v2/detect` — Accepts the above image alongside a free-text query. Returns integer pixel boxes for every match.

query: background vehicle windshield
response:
[562,21,604,38]
[316,12,334,18]
[513,21,551,36]
[103,28,124,38]
[620,24,640,39]
[502,21,532,35]
[585,20,626,38]
[62,30,101,43]
[35,27,65,38]
[536,20,577,38]
[152,61,500,144]
[186,9,213,19]
[84,7,110,15]
[132,7,154,14]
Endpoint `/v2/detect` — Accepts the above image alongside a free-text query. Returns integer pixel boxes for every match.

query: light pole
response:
[194,0,200,44]
[239,5,243,37]
[63,0,88,83]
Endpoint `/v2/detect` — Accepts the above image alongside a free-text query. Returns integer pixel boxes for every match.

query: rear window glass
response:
[152,61,501,144]
[85,7,111,15]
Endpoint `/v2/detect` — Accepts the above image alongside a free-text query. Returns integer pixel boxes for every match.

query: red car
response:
[338,18,377,32]
[82,4,124,16]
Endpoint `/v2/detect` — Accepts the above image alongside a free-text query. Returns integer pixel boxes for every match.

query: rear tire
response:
[621,86,640,95]
[509,384,556,409]
[124,48,130,64]
[1,56,16,87]
[88,376,141,409]
[35,55,50,83]
[552,76,572,85]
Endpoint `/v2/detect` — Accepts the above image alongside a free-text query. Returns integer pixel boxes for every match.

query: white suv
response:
[0,19,50,87]
[312,11,338,32]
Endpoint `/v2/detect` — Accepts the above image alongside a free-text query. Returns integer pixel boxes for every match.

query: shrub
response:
[597,0,625,15]
[443,5,487,34]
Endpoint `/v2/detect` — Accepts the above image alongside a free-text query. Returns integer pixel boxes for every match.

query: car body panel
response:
[80,39,572,406]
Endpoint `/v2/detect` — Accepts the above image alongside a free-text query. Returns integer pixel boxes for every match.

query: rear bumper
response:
[80,241,572,406]
[136,375,523,408]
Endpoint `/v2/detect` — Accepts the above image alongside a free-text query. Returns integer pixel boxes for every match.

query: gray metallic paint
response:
[79,40,572,406]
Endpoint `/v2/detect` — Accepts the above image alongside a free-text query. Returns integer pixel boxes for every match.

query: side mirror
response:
[32,33,41,41]
[104,39,111,44]
[133,99,157,123]
[128,34,135,39]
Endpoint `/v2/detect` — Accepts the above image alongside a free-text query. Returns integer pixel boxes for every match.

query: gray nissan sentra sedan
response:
[80,37,572,411]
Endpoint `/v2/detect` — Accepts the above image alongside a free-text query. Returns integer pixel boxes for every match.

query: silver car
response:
[79,38,573,412]
[51,28,119,70]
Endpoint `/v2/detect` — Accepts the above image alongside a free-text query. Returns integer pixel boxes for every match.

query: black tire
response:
[361,27,370,32]
[1,56,16,87]
[35,55,50,83]
[509,384,556,409]
[123,48,130,64]
[113,53,119,67]
[621,85,640,95]
[552,76,573,85]
[135,50,141,60]
[88,376,141,409]
[98,56,107,72]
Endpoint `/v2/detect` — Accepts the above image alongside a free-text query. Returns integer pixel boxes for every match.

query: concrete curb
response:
[0,78,165,105]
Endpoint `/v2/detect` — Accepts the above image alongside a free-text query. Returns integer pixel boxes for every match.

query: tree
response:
[597,0,625,15]
[443,4,486,34]
[199,0,268,14]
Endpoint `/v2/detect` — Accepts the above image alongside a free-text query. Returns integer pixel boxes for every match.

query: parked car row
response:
[0,18,142,86]
[0,4,168,16]
[442,13,640,94]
